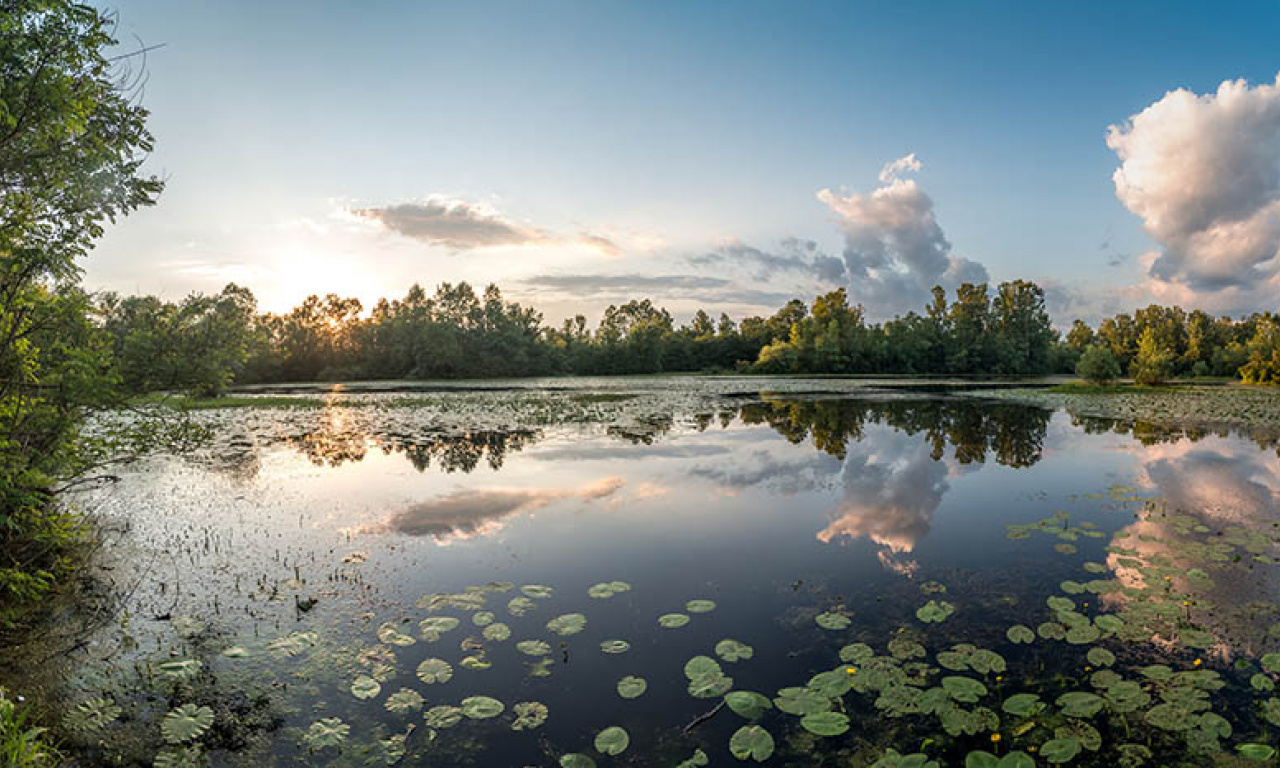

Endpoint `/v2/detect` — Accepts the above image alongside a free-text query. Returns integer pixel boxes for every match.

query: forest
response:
[87,278,1280,395]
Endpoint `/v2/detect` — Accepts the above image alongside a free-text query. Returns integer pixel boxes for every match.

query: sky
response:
[90,1,1280,325]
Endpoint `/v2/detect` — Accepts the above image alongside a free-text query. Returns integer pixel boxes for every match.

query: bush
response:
[1075,346,1121,385]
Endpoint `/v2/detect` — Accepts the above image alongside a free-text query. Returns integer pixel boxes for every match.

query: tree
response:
[1076,346,1121,385]
[1130,328,1174,386]
[1240,315,1280,385]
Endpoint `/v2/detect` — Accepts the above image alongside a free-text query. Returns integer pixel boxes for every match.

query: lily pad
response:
[384,688,424,713]
[600,639,631,654]
[684,656,723,679]
[1006,625,1035,644]
[301,717,349,750]
[1238,744,1277,760]
[560,755,596,768]
[547,613,587,636]
[472,611,495,626]
[774,687,831,715]
[423,705,463,729]
[1002,693,1043,717]
[517,639,552,656]
[161,704,214,744]
[941,676,987,703]
[659,613,691,628]
[686,599,717,613]
[351,676,382,700]
[617,675,648,699]
[1040,737,1081,763]
[1056,691,1104,718]
[594,726,630,756]
[460,654,491,670]
[724,691,773,720]
[511,701,549,730]
[376,622,416,646]
[415,658,453,684]
[801,711,850,736]
[729,725,775,762]
[1086,647,1115,667]
[508,596,537,616]
[63,698,122,733]
[522,584,554,599]
[588,582,631,599]
[816,611,851,630]
[460,695,505,719]
[482,622,511,641]
[916,600,955,623]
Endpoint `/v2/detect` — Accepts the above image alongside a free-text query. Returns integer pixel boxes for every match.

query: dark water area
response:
[17,383,1280,767]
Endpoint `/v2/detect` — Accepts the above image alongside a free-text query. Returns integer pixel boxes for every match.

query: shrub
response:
[1075,346,1121,385]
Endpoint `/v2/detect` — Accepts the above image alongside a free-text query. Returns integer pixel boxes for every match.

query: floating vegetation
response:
[460,695,505,719]
[521,584,554,599]
[560,754,596,768]
[915,599,956,623]
[546,613,587,636]
[157,659,203,680]
[511,701,549,730]
[415,658,453,684]
[267,631,318,657]
[482,622,511,641]
[508,596,537,616]
[383,688,424,713]
[600,639,630,654]
[517,639,551,656]
[729,724,775,761]
[716,638,754,662]
[423,705,463,729]
[376,621,416,646]
[658,612,690,628]
[160,705,215,744]
[302,718,349,750]
[616,675,647,699]
[725,691,773,719]
[594,726,630,756]
[350,675,382,700]
[588,581,632,599]
[62,697,121,733]
[815,610,852,630]
[686,598,716,613]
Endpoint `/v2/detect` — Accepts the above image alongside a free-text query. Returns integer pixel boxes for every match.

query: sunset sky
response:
[91,1,1280,324]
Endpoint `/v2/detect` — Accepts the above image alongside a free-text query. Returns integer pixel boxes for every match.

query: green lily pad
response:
[839,643,875,664]
[384,688,424,713]
[351,676,382,700]
[161,704,214,744]
[62,698,122,733]
[685,656,723,679]
[916,600,955,623]
[546,613,587,636]
[588,581,632,599]
[594,726,630,756]
[801,711,850,736]
[1238,744,1277,760]
[729,725,775,762]
[377,622,416,646]
[997,753,1035,768]
[301,717,349,750]
[1002,693,1044,717]
[1006,625,1035,644]
[508,596,537,616]
[460,654,491,670]
[808,669,853,697]
[153,746,206,768]
[716,638,754,662]
[472,611,495,626]
[659,613,691,628]
[415,658,453,684]
[774,687,831,715]
[511,701,548,731]
[941,676,987,703]
[460,695,504,719]
[688,672,734,698]
[965,752,999,768]
[1086,647,1115,667]
[600,639,630,654]
[1040,737,1081,763]
[816,611,851,630]
[517,639,552,656]
[677,749,710,768]
[724,691,773,720]
[686,599,717,613]
[1056,691,1103,718]
[483,622,511,641]
[560,754,596,768]
[521,584,554,599]
[419,617,461,640]
[617,675,648,699]
[423,705,463,729]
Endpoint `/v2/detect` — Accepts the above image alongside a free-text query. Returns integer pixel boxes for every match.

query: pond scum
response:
[46,483,1280,768]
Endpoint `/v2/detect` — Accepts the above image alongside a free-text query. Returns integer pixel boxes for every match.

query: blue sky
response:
[91,1,1280,322]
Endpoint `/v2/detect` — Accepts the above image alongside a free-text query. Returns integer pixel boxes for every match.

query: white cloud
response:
[1107,74,1280,313]
[817,155,989,318]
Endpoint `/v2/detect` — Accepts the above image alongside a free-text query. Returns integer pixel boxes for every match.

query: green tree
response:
[1076,346,1121,385]
[1130,327,1174,386]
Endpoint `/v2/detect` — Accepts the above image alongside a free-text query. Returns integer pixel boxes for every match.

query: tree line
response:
[88,278,1280,394]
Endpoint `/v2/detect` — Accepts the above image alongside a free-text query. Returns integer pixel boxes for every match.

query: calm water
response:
[27,381,1280,767]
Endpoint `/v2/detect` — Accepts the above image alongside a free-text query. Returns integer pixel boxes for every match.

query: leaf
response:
[594,726,630,756]
[600,639,631,654]
[774,687,831,715]
[677,749,710,768]
[659,613,691,628]
[686,599,717,613]
[815,611,851,630]
[301,718,349,750]
[460,695,504,719]
[63,697,121,733]
[1002,693,1043,717]
[517,639,551,656]
[376,621,416,646]
[1040,737,1081,763]
[1056,691,1104,718]
[546,613,587,636]
[384,688,424,714]
[916,600,955,623]
[511,701,548,731]
[161,705,214,745]
[423,705,463,729]
[684,656,723,680]
[1086,647,1115,668]
[157,659,203,680]
[965,752,999,768]
[1238,744,1277,760]
[482,622,511,641]
[724,691,773,720]
[350,675,381,700]
[416,658,453,684]
[560,754,597,768]
[942,676,987,703]
[617,675,648,699]
[1006,625,1035,644]
[729,725,775,762]
[801,711,850,736]
[522,584,554,599]
[998,753,1036,768]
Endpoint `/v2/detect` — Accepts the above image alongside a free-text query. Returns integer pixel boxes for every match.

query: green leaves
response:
[301,717,349,750]
[511,701,548,731]
[774,687,831,715]
[1006,625,1035,644]
[600,639,630,654]
[1040,737,1081,763]
[517,639,551,656]
[916,600,955,623]
[160,704,213,744]
[815,611,851,630]
[729,725,775,762]
[724,691,773,720]
[659,613,691,628]
[616,675,647,699]
[588,581,631,599]
[941,676,987,703]
[1055,691,1104,718]
[460,695,504,719]
[594,726,630,756]
[1001,693,1043,717]
[350,676,381,700]
[716,638,754,662]
[546,613,587,636]
[416,658,453,684]
[686,599,716,613]
[800,711,850,736]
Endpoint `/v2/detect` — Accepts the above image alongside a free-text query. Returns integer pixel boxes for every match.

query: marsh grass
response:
[0,692,60,768]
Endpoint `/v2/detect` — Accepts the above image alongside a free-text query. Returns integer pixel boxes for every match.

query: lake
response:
[23,378,1280,767]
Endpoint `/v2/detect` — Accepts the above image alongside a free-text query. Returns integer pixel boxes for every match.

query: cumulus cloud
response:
[355,196,618,254]
[817,155,989,318]
[689,237,847,283]
[1107,74,1280,312]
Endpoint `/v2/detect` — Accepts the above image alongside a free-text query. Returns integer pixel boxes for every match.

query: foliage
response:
[1075,346,1121,385]
[0,692,60,767]
[1130,328,1175,386]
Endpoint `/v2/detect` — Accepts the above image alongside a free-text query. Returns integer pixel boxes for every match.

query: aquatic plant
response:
[594,726,630,756]
[160,705,214,744]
